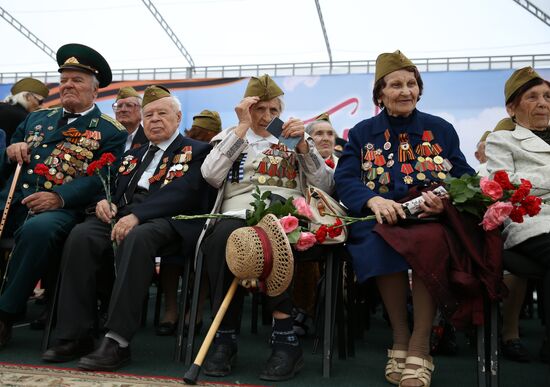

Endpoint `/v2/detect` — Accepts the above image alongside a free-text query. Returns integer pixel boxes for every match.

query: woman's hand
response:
[281,117,308,153]
[234,96,260,138]
[366,196,406,225]
[417,191,446,218]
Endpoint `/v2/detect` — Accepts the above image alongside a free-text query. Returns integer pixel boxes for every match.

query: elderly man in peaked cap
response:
[0,78,50,147]
[112,86,147,151]
[42,85,215,372]
[0,43,127,349]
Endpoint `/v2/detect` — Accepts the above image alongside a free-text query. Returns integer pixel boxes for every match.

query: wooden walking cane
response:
[183,277,239,385]
[0,163,23,294]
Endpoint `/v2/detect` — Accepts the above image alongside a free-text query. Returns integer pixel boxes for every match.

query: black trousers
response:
[203,219,293,331]
[509,232,550,347]
[55,215,181,341]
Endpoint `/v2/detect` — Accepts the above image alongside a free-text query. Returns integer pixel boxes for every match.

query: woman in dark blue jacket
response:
[335,50,473,387]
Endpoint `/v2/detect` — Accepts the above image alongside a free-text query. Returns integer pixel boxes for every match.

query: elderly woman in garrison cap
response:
[200,74,334,381]
[0,78,49,146]
[485,67,550,363]
[305,112,338,168]
[335,51,474,387]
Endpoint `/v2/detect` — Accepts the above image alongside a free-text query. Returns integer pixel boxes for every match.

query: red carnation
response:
[325,158,335,169]
[86,160,103,176]
[510,187,530,204]
[519,178,533,191]
[315,225,328,243]
[34,163,49,177]
[327,218,344,238]
[99,152,116,165]
[493,170,515,190]
[509,206,527,223]
[521,195,542,217]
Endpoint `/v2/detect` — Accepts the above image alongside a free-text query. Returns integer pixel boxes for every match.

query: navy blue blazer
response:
[113,133,216,259]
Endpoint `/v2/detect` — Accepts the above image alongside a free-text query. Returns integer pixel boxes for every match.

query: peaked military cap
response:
[244,74,284,101]
[314,112,331,123]
[375,50,416,83]
[493,117,516,132]
[142,85,171,107]
[57,43,112,88]
[11,78,49,98]
[192,109,222,132]
[116,86,140,101]
[504,67,542,104]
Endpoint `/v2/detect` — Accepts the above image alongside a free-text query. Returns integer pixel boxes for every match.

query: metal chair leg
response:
[174,258,192,362]
[323,248,334,378]
[183,248,204,365]
[477,320,487,387]
[489,301,499,387]
[41,271,61,352]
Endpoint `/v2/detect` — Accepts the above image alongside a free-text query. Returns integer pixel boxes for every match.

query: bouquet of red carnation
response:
[87,152,118,252]
[445,170,542,231]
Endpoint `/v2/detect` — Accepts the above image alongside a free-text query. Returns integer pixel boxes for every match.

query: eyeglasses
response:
[112,102,140,111]
[30,93,44,105]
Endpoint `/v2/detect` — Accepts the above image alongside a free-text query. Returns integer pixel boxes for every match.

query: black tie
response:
[123,145,160,205]
[58,111,82,128]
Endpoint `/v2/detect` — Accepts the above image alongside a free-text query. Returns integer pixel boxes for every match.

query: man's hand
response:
[233,96,260,138]
[417,191,447,218]
[21,192,63,213]
[281,118,308,154]
[6,142,30,164]
[111,214,139,243]
[366,196,407,225]
[96,199,118,223]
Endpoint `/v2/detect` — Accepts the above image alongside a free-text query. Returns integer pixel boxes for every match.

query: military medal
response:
[417,172,426,181]
[401,163,414,184]
[398,133,415,162]
[383,129,392,151]
[366,181,375,190]
[379,185,389,194]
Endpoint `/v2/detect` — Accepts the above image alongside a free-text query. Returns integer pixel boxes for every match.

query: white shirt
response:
[124,129,138,152]
[137,130,179,190]
[245,129,278,157]
[63,104,95,124]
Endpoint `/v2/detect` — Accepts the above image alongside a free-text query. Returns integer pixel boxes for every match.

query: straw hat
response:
[225,214,294,297]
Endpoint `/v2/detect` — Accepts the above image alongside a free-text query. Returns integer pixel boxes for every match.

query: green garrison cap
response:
[116,86,140,101]
[493,117,516,132]
[243,74,284,101]
[314,112,331,123]
[142,85,171,107]
[479,130,491,143]
[505,67,542,104]
[57,43,112,88]
[375,50,416,83]
[192,109,222,132]
[10,78,49,98]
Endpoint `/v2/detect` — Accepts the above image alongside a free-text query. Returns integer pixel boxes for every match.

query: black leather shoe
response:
[156,321,177,336]
[259,347,304,381]
[203,342,237,377]
[42,338,95,362]
[77,337,130,371]
[0,319,12,349]
[502,339,530,363]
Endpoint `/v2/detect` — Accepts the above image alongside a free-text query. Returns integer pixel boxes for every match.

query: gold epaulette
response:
[100,113,127,131]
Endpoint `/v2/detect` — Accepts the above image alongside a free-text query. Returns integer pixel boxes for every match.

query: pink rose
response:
[294,232,317,251]
[279,215,299,233]
[480,177,503,200]
[480,201,514,231]
[292,197,314,219]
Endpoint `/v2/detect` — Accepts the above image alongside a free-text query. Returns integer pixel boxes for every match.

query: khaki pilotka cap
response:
[10,78,49,98]
[243,74,284,101]
[314,112,331,123]
[504,67,542,104]
[374,50,416,83]
[142,85,171,107]
[116,86,140,100]
[479,131,491,143]
[192,110,222,132]
[493,118,516,132]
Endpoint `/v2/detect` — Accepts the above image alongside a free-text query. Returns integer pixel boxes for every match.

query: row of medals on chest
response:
[255,147,298,189]
[40,139,99,189]
[119,149,191,183]
[361,132,450,192]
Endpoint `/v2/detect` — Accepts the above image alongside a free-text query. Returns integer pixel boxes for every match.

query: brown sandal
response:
[399,356,435,387]
[385,349,408,385]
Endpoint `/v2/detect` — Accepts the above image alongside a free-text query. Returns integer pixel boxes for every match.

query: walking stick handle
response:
[0,163,23,239]
[183,277,240,385]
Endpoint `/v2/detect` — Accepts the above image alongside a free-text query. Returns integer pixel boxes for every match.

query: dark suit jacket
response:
[130,125,147,149]
[113,133,216,259]
[0,102,28,145]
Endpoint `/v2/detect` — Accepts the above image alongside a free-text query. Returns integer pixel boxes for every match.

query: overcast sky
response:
[0,0,549,73]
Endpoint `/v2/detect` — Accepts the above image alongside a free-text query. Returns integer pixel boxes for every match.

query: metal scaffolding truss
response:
[314,0,332,65]
[513,0,550,26]
[1,53,549,84]
[141,0,195,68]
[0,6,56,61]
